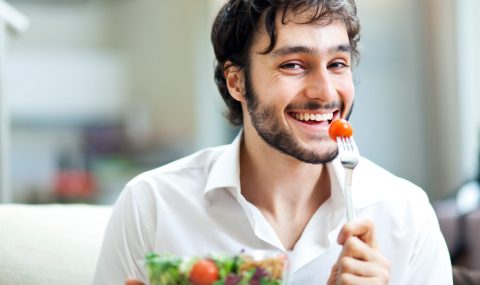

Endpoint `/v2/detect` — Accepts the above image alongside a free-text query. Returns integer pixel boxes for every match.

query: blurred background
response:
[0,0,479,212]
[1,0,480,274]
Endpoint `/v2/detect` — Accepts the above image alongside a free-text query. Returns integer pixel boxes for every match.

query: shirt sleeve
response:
[93,186,154,285]
[402,203,453,285]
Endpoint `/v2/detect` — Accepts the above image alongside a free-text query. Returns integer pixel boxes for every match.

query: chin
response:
[291,143,338,165]
[308,137,337,148]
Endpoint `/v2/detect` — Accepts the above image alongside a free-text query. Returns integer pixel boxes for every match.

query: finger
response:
[341,236,372,261]
[337,273,388,285]
[125,278,144,285]
[338,256,389,278]
[341,237,389,263]
[327,262,339,285]
[337,219,375,245]
[337,237,390,278]
[337,218,377,248]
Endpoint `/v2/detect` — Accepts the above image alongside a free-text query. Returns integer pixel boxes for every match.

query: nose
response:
[303,68,337,102]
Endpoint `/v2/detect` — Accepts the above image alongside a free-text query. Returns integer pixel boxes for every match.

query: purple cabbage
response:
[225,274,243,285]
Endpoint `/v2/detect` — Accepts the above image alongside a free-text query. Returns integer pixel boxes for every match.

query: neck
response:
[239,130,331,215]
[239,131,331,250]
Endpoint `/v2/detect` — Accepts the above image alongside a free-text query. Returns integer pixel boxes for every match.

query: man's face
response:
[242,12,355,164]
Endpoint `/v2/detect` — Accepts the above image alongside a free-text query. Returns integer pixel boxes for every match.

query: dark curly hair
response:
[211,0,360,126]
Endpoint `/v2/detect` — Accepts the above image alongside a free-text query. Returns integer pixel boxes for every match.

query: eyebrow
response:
[270,44,352,57]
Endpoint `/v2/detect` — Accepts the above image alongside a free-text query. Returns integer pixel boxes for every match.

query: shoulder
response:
[355,157,433,223]
[117,145,228,203]
[354,158,445,255]
[128,145,227,186]
[109,145,230,224]
[354,157,426,198]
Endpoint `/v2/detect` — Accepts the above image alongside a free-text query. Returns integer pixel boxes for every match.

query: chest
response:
[151,193,416,284]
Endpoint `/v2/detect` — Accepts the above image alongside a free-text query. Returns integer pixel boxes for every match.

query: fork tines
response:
[337,137,355,152]
[337,137,359,167]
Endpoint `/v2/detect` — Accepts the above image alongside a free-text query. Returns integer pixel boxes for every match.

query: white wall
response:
[5,0,128,201]
[458,0,480,182]
[6,48,128,121]
[7,1,127,122]
[422,0,464,199]
[7,1,111,48]
[110,0,232,150]
[343,0,480,199]
[111,0,198,147]
[5,0,224,202]
[353,0,429,193]
[194,0,233,150]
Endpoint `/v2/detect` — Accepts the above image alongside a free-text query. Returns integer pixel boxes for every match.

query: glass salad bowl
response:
[145,250,289,285]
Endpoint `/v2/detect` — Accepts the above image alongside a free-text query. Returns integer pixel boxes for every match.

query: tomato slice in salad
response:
[329,119,353,141]
[189,259,219,285]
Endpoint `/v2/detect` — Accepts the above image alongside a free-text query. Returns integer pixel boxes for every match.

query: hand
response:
[327,219,390,285]
[125,278,144,285]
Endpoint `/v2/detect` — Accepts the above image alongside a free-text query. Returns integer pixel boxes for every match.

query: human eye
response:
[279,61,306,75]
[328,61,350,70]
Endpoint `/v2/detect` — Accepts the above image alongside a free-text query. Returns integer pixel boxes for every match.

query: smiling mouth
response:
[288,110,339,125]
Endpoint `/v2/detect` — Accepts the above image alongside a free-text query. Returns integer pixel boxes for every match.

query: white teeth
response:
[294,112,334,122]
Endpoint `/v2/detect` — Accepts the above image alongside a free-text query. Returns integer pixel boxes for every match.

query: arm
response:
[327,219,390,285]
[93,187,154,285]
[402,204,453,285]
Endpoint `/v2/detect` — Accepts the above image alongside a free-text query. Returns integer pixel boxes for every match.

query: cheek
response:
[337,79,355,105]
[341,84,355,119]
[259,77,298,106]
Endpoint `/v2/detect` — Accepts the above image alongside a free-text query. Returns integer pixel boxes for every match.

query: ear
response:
[224,61,245,102]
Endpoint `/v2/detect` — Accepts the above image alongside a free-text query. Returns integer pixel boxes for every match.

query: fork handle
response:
[344,168,355,222]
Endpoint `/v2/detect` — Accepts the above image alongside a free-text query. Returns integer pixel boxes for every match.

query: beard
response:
[243,70,352,164]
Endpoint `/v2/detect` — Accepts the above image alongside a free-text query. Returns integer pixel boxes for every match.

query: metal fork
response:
[337,136,360,222]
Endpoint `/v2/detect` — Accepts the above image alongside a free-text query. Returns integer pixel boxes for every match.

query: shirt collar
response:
[204,130,383,209]
[326,159,345,209]
[203,131,243,201]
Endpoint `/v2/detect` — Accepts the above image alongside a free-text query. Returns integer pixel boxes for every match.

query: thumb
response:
[125,278,144,285]
[327,262,339,285]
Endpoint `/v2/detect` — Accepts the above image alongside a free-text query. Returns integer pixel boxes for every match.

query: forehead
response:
[251,7,349,54]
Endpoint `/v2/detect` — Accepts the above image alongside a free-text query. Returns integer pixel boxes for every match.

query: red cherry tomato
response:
[329,119,353,141]
[189,259,219,285]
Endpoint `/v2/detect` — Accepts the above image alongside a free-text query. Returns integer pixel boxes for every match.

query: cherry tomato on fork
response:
[189,259,219,285]
[329,119,353,141]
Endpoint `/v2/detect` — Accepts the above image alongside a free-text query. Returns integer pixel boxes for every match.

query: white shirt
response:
[93,133,453,285]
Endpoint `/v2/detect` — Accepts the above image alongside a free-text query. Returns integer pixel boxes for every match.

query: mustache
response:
[285,100,343,111]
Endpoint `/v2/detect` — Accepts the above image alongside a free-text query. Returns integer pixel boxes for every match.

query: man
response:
[94,0,453,284]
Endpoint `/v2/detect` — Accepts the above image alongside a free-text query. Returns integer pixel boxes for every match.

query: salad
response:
[145,251,288,285]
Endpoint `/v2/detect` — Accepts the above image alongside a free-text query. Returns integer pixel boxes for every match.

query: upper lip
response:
[288,110,338,115]
[288,110,338,123]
